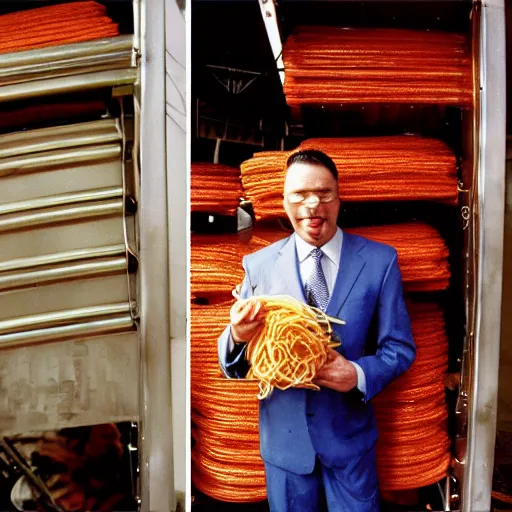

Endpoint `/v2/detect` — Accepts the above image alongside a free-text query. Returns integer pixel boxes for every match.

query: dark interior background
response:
[191,1,480,510]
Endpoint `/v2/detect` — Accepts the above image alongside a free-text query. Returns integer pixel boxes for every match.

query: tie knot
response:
[310,248,323,262]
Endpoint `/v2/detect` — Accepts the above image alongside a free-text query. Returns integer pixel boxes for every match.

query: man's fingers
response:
[232,300,262,325]
[248,301,261,321]
[231,301,255,324]
[242,320,262,332]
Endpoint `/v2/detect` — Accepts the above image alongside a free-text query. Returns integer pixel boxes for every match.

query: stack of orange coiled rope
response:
[0,2,119,54]
[252,222,450,293]
[240,137,458,220]
[190,302,229,379]
[192,163,242,216]
[283,27,472,106]
[192,378,266,502]
[373,301,450,490]
[345,223,451,292]
[191,234,268,299]
[191,236,268,500]
[191,297,266,501]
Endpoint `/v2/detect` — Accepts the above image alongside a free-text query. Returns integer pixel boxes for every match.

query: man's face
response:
[283,161,340,247]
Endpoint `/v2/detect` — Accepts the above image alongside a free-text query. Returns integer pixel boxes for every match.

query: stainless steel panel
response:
[165,0,187,504]
[0,217,125,262]
[0,160,123,204]
[0,274,129,320]
[0,331,139,435]
[462,1,507,510]
[139,0,175,510]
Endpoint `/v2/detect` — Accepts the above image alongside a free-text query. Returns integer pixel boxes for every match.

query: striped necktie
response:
[306,248,330,311]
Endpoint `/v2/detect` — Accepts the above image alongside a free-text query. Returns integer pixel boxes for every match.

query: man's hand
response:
[230,298,262,343]
[314,348,358,392]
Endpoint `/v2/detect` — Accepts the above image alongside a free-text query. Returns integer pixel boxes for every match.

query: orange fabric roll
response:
[190,302,231,379]
[373,301,451,490]
[0,2,120,54]
[283,27,472,106]
[190,234,269,300]
[191,163,242,216]
[240,137,458,221]
[344,223,451,292]
[191,378,266,502]
[252,222,450,292]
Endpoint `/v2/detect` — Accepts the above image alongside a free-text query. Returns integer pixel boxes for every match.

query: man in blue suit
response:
[218,149,416,511]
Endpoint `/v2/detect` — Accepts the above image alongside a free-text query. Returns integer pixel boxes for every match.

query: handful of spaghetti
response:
[233,288,342,399]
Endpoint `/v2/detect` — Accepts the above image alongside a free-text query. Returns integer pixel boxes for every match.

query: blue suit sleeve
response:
[218,256,253,379]
[354,252,416,402]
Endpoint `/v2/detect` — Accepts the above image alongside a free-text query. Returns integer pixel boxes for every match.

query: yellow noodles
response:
[241,293,340,399]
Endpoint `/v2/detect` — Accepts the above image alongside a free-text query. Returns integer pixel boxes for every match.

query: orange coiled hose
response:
[240,137,458,220]
[191,163,242,216]
[283,27,472,106]
[0,2,119,54]
[251,222,450,292]
[373,301,451,490]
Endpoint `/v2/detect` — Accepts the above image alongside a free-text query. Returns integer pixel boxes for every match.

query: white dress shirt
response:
[295,228,367,394]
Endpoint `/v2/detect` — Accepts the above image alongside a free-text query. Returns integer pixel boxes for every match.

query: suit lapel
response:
[326,232,366,318]
[273,234,307,302]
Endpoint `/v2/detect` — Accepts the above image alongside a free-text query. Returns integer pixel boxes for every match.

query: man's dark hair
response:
[285,149,338,182]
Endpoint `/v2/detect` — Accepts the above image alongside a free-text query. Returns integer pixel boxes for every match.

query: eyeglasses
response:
[286,191,338,205]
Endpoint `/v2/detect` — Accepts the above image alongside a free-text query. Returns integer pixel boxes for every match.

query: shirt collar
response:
[295,227,343,267]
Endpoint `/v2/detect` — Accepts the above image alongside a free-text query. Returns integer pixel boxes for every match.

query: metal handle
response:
[0,302,133,335]
[0,144,122,178]
[0,245,125,273]
[0,119,122,159]
[0,256,128,292]
[0,199,124,233]
[0,315,135,349]
[0,187,123,217]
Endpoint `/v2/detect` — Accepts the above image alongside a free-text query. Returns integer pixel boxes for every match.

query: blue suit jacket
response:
[218,232,416,475]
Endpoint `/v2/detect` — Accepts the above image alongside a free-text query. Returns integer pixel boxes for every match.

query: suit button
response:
[306,413,314,417]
